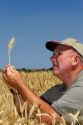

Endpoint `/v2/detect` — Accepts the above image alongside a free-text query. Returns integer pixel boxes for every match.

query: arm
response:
[3,65,61,125]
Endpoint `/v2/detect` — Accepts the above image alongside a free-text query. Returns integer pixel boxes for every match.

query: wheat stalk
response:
[69,110,80,125]
[8,37,21,113]
[8,37,15,64]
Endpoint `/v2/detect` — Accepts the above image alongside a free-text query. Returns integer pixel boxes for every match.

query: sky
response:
[0,0,83,69]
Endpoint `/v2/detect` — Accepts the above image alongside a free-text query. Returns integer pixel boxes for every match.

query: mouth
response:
[53,63,58,67]
[52,62,59,69]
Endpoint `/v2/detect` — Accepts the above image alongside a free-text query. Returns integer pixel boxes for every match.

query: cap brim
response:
[46,41,61,51]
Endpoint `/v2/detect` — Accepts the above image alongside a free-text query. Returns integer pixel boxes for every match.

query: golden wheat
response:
[8,37,15,64]
[0,71,80,125]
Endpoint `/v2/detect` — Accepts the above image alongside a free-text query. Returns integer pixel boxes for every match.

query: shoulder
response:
[41,83,66,104]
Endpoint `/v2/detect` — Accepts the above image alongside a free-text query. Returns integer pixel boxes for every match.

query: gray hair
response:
[72,48,83,64]
[80,56,83,64]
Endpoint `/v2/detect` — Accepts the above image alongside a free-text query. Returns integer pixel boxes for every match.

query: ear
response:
[72,55,80,66]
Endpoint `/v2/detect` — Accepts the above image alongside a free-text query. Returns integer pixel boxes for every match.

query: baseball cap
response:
[46,38,83,58]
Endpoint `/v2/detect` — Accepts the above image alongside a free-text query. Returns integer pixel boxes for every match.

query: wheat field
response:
[0,70,79,125]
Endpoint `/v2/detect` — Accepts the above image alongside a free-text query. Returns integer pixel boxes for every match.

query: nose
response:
[50,54,55,61]
[50,52,59,61]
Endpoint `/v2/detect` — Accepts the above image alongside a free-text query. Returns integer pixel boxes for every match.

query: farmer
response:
[3,38,83,124]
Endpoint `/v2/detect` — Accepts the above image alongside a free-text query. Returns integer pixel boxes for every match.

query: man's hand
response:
[3,64,23,89]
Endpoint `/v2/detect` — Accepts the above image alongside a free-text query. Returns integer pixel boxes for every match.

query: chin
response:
[52,70,59,76]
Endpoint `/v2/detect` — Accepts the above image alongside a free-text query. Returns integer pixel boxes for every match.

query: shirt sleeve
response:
[51,85,83,122]
[40,83,66,105]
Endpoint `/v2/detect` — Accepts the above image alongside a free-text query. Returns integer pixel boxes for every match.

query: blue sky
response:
[0,0,83,69]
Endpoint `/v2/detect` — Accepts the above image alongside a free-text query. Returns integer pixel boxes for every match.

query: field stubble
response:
[0,70,78,125]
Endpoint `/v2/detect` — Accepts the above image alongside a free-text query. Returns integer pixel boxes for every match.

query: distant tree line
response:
[17,67,52,72]
[0,67,52,72]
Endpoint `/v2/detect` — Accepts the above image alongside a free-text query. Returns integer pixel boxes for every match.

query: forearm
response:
[17,81,61,124]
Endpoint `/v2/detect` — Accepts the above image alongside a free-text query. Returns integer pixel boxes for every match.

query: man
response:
[3,38,83,124]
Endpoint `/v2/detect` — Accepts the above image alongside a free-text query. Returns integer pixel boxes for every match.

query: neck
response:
[57,68,82,88]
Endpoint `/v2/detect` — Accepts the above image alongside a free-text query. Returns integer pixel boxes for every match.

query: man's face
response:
[50,45,75,76]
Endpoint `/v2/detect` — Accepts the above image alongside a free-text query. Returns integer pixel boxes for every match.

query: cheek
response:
[59,59,72,70]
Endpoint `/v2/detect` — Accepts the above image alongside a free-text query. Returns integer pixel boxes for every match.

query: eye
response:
[53,52,63,57]
[58,52,62,56]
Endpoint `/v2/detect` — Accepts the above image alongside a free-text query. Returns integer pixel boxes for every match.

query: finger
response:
[4,66,14,73]
[2,67,7,75]
[2,76,7,84]
[4,64,13,70]
[4,64,10,68]
[12,66,15,69]
[2,73,8,83]
[3,66,15,79]
[9,65,15,70]
[9,66,18,73]
[3,66,11,77]
[2,75,13,89]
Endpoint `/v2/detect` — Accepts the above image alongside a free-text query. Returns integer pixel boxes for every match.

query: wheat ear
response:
[8,37,15,64]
